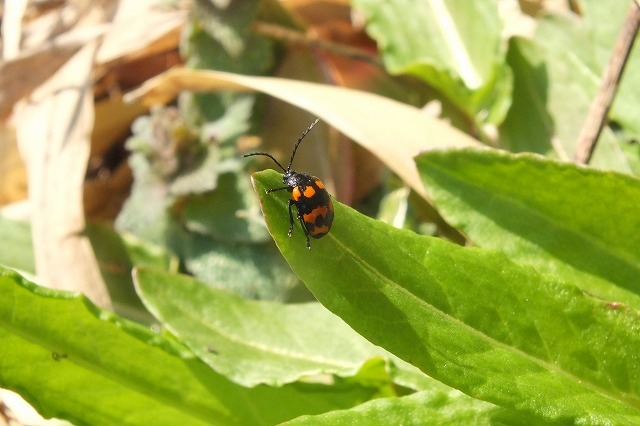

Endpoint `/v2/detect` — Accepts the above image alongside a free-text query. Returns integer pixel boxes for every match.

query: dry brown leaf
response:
[0,24,108,120]
[0,127,28,205]
[126,68,481,199]
[15,42,111,308]
[0,1,185,120]
[84,98,145,222]
[96,1,186,66]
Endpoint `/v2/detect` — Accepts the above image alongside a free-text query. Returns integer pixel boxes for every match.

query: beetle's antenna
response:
[286,118,320,172]
[242,152,287,172]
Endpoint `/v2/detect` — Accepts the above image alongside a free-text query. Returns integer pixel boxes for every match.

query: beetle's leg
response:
[267,186,289,194]
[296,210,312,250]
[287,200,295,238]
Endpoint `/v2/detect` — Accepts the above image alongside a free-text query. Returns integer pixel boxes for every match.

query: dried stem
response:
[252,21,383,67]
[574,1,640,164]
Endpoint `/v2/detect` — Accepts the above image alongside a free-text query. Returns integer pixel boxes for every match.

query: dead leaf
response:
[0,24,107,120]
[15,42,111,308]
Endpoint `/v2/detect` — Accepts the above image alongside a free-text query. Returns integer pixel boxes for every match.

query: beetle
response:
[243,118,334,249]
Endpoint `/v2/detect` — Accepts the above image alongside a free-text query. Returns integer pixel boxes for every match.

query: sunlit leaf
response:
[352,0,511,124]
[416,148,640,308]
[0,267,382,425]
[135,267,432,389]
[250,169,640,424]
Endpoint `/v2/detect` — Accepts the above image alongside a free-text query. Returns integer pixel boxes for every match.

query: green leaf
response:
[352,0,511,124]
[251,169,640,424]
[559,0,640,136]
[181,0,272,126]
[175,231,300,301]
[0,267,384,425]
[416,148,640,307]
[376,187,410,229]
[517,0,638,171]
[500,37,554,155]
[84,222,165,323]
[183,171,270,243]
[185,0,271,72]
[0,216,169,323]
[115,112,180,244]
[282,390,531,426]
[134,267,429,389]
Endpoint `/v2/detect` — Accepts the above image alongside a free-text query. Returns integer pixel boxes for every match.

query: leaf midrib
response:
[325,228,640,413]
[172,297,365,372]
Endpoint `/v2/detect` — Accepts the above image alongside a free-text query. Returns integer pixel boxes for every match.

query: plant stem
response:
[573,1,640,164]
[252,21,383,67]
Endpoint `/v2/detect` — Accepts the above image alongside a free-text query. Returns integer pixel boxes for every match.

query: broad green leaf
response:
[126,68,480,200]
[283,390,533,426]
[0,267,381,425]
[416,148,640,307]
[251,170,640,424]
[352,0,511,124]
[134,267,430,389]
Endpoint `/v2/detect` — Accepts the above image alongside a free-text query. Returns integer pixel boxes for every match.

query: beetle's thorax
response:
[283,170,314,188]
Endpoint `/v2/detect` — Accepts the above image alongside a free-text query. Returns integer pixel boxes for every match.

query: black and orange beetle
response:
[243,118,334,249]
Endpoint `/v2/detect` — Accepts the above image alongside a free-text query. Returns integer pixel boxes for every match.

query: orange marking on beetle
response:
[303,205,329,225]
[309,225,330,236]
[315,180,325,189]
[292,187,302,201]
[303,186,316,198]
[303,203,333,238]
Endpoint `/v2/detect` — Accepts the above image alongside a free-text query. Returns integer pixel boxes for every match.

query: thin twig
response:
[574,1,640,164]
[252,21,383,67]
